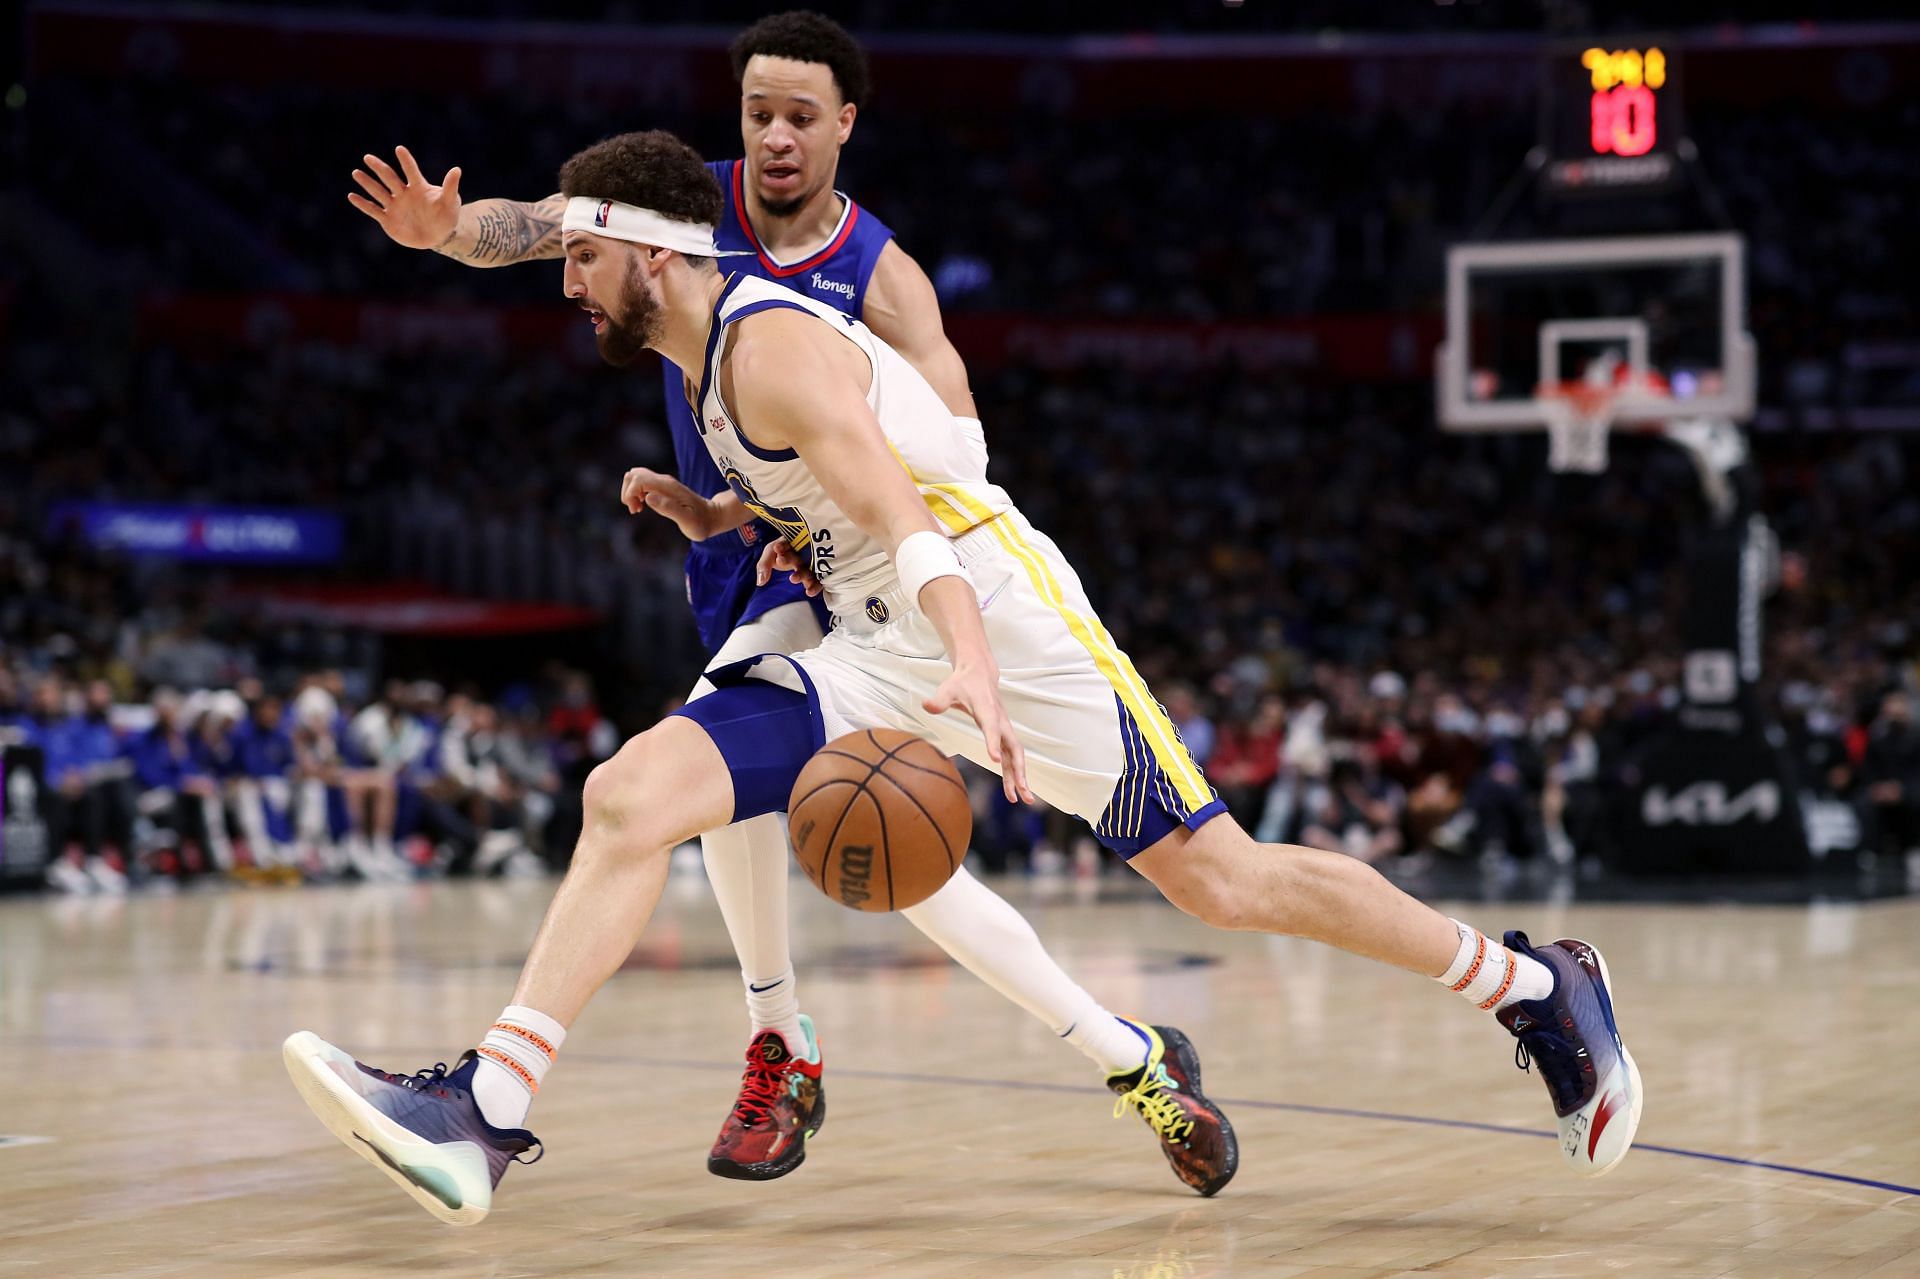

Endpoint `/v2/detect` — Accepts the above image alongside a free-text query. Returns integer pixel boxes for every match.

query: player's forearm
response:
[917,575,996,672]
[705,491,751,537]
[434,194,566,267]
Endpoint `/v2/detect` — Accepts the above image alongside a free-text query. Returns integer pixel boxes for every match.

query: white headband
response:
[561,197,747,257]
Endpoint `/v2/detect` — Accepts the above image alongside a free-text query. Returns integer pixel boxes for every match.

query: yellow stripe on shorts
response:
[918,480,1213,811]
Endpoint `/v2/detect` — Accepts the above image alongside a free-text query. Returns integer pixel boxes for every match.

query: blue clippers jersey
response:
[663,158,895,652]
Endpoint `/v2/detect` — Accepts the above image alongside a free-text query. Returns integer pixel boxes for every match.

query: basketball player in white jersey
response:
[342,13,1224,1192]
[286,131,1641,1225]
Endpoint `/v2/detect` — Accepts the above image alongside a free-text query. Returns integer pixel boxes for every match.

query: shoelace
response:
[1112,1063,1195,1143]
[1512,1026,1586,1113]
[730,1055,789,1126]
[377,1060,543,1161]
[381,1062,455,1091]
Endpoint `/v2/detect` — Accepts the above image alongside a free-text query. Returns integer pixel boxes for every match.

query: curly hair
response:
[728,10,870,109]
[557,130,723,239]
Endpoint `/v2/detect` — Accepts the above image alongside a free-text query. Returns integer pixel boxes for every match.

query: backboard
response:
[1437,233,1754,434]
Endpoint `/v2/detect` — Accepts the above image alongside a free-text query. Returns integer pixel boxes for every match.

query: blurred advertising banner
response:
[137,293,1437,380]
[237,582,601,637]
[45,502,345,566]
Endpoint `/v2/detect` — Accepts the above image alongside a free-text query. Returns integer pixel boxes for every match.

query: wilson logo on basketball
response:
[836,843,875,908]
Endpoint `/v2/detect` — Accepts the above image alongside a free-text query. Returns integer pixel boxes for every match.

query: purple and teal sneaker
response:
[282,1031,541,1224]
[1494,932,1644,1176]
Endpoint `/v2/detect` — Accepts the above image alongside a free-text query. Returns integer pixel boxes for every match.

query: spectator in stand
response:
[547,670,618,779]
[1298,758,1405,864]
[1862,691,1920,857]
[1254,695,1328,843]
[438,700,539,876]
[497,701,565,862]
[1207,695,1284,828]
[187,690,244,874]
[1164,683,1216,769]
[127,686,219,879]
[36,678,134,894]
[345,680,426,880]
[1462,705,1541,863]
[289,684,350,878]
[229,693,301,880]
[1410,694,1485,857]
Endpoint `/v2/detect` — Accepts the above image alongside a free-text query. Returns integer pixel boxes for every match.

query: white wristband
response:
[894,529,971,605]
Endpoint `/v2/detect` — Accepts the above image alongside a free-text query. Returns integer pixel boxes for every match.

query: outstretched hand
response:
[620,467,718,540]
[755,539,822,596]
[924,663,1032,804]
[348,145,463,250]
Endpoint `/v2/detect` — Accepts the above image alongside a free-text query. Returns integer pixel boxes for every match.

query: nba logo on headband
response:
[594,200,612,228]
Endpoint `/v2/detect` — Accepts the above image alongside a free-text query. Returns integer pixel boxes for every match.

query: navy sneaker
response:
[1494,932,1643,1176]
[282,1031,541,1224]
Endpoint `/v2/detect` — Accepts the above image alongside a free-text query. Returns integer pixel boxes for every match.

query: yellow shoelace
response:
[1112,1062,1194,1143]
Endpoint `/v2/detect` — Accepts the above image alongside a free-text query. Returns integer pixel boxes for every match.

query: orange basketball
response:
[789,729,971,912]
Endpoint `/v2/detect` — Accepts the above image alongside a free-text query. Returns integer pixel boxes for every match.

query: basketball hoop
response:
[1538,381,1620,474]
[1535,375,1676,474]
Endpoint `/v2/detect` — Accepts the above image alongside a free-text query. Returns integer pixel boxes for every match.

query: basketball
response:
[788,729,971,912]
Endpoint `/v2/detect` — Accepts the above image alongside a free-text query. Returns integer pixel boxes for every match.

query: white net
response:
[1541,390,1615,473]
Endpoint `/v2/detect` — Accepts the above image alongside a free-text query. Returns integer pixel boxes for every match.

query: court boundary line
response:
[593,1052,1920,1199]
[23,1032,1918,1197]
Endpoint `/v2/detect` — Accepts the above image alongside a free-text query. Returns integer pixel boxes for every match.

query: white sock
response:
[1066,1015,1153,1079]
[1438,920,1553,1012]
[901,866,1147,1076]
[742,966,805,1051]
[701,815,807,1051]
[473,1004,566,1129]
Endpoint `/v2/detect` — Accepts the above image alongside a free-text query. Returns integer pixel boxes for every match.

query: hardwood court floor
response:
[3,869,1918,1278]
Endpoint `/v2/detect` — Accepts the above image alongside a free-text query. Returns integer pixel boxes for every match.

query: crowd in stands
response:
[1,538,613,892]
[25,73,1915,418]
[6,24,1919,890]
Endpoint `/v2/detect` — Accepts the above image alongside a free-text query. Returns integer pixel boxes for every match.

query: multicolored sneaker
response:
[282,1031,541,1225]
[1495,931,1644,1176]
[1107,1021,1238,1197]
[707,1014,826,1181]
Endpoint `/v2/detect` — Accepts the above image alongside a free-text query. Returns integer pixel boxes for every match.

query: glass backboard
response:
[1437,233,1754,433]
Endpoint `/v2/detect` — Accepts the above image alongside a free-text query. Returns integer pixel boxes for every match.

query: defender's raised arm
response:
[348,145,564,267]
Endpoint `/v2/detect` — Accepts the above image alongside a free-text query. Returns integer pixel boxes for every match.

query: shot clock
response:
[1541,41,1684,196]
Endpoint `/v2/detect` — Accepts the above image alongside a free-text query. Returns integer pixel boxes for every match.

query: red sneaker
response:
[706,1016,825,1181]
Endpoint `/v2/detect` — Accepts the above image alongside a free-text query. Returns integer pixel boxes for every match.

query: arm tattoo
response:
[441,194,566,266]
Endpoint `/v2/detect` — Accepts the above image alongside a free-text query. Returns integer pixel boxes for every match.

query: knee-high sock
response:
[702,813,805,1051]
[901,866,1147,1076]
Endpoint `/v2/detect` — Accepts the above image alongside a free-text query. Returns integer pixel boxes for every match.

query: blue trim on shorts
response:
[1095,693,1226,858]
[668,654,825,822]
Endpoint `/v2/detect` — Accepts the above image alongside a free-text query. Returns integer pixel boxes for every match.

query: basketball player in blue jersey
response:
[288,129,1641,1226]
[344,13,1231,1194]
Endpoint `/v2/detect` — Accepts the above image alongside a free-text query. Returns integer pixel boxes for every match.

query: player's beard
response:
[595,256,663,368]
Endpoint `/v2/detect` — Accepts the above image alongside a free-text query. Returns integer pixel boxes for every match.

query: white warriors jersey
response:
[691,274,1015,616]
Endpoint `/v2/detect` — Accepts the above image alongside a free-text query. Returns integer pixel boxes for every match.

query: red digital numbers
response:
[1591,85,1657,156]
[1582,48,1665,157]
